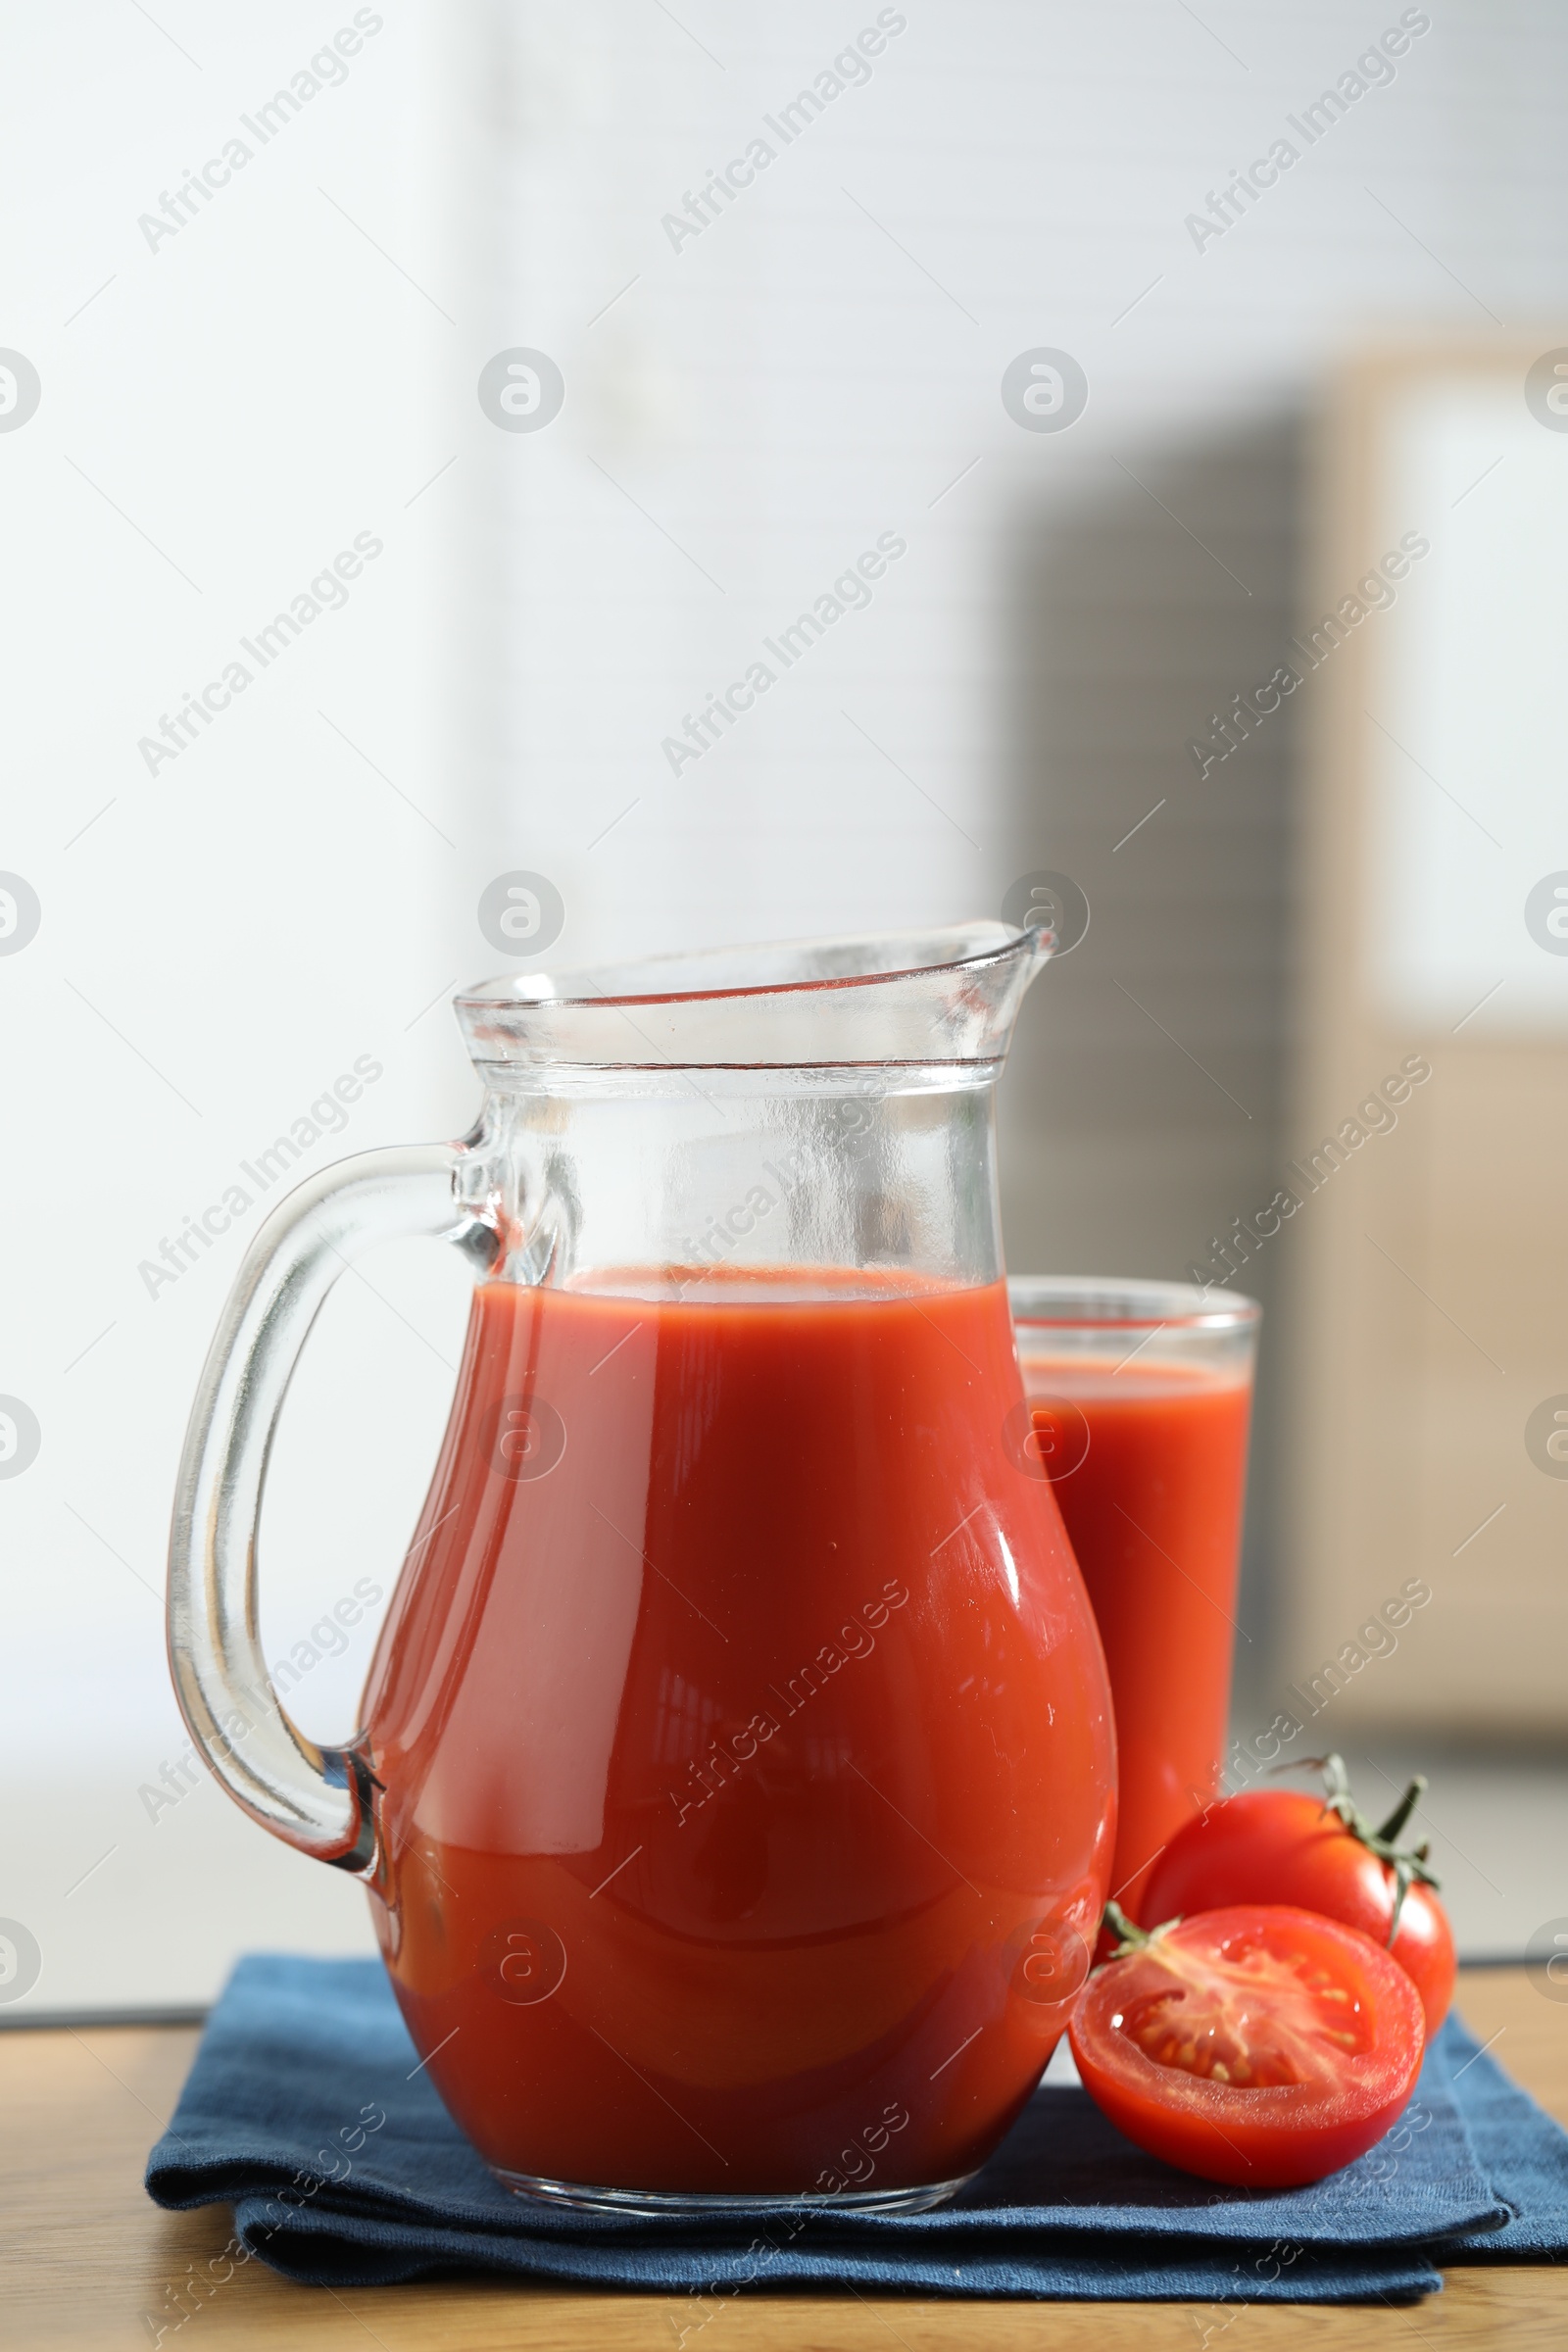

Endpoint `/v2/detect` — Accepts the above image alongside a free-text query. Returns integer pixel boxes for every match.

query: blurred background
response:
[1,0,1564,2016]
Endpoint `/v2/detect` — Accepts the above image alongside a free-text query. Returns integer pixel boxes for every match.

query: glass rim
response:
[456,920,1044,1014]
[1007,1274,1260,1333]
[453,920,1055,1075]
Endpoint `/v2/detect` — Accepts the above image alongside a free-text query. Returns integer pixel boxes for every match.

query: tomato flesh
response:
[1069,1905,1426,2187]
[1139,1788,1456,2035]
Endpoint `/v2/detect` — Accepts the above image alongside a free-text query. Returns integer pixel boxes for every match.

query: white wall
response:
[0,2,474,2008]
[1,0,1563,2010]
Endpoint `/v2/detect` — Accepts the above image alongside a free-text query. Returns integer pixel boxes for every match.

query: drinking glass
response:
[1008,1277,1260,1920]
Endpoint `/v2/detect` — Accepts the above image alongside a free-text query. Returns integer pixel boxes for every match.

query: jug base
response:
[495,2167,978,2218]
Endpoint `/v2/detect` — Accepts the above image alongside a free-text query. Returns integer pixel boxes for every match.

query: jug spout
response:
[455,920,1053,1079]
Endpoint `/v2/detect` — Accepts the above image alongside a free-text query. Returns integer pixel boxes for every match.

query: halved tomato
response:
[1068,1904,1425,2187]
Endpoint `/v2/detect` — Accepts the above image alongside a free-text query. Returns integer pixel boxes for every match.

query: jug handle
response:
[166,1144,499,1874]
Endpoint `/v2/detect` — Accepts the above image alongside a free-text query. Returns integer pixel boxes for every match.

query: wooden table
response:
[3,1969,1563,2351]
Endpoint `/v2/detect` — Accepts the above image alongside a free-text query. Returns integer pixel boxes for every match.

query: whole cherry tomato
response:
[1139,1756,1455,2036]
[1069,1902,1426,2187]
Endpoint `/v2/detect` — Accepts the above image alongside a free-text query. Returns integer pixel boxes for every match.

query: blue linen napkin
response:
[1435,2011,1568,2260]
[144,1955,1561,2304]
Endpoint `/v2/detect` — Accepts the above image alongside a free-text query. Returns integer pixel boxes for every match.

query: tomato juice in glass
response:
[1009,1278,1259,1923]
[360,1268,1115,2202]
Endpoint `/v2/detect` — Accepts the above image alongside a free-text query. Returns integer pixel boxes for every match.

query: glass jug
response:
[168,923,1115,2214]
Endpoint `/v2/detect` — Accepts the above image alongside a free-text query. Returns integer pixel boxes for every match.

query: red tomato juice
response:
[1022,1363,1251,1922]
[362,1274,1114,2198]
